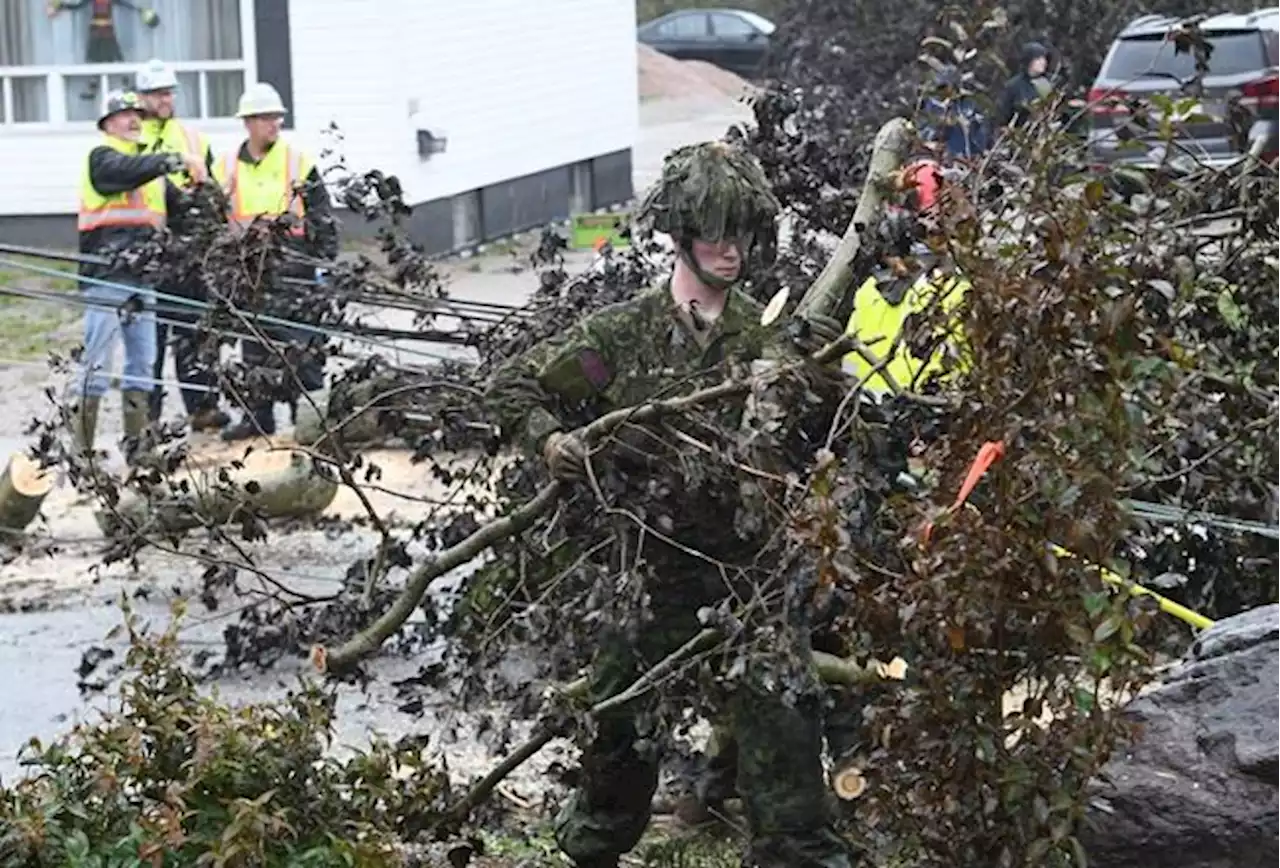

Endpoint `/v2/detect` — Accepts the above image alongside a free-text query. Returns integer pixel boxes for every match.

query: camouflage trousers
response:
[554,615,854,868]
[697,685,867,811]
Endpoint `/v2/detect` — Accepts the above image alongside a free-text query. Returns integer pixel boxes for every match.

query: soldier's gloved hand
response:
[543,431,588,482]
[805,314,844,345]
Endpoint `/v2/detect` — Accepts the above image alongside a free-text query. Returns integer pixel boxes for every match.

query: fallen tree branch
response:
[441,634,907,825]
[315,480,563,674]
[794,116,913,324]
[441,627,722,826]
[317,336,855,675]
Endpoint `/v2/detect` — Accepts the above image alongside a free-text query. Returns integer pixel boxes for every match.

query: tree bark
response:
[794,116,913,324]
[0,453,54,536]
[97,452,338,537]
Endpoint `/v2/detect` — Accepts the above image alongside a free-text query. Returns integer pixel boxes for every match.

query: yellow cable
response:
[1048,543,1216,631]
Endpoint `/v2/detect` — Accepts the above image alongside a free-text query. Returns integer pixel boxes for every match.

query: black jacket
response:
[79,146,183,279]
[994,72,1047,129]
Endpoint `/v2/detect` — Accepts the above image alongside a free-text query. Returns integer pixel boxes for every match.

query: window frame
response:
[0,0,257,133]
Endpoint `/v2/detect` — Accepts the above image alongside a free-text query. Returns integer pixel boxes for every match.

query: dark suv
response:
[1087,10,1278,171]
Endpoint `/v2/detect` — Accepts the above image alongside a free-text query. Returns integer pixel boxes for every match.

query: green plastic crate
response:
[570,212,631,250]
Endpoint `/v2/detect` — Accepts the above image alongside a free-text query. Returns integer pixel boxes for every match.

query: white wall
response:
[0,0,639,218]
[389,0,639,203]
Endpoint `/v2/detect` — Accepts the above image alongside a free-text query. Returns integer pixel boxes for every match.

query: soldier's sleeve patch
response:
[578,349,612,390]
[540,346,614,400]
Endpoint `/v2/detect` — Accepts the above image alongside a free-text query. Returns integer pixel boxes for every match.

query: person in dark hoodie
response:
[995,41,1053,130]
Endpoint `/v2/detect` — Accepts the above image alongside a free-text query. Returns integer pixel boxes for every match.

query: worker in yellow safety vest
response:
[843,152,971,396]
[213,82,338,442]
[72,89,208,467]
[135,58,229,433]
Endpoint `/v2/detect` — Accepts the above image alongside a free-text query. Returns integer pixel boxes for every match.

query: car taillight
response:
[1241,75,1279,109]
[1088,87,1130,114]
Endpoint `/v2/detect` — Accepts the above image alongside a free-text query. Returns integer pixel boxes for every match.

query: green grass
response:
[0,254,78,295]
[0,258,80,360]
[0,303,78,360]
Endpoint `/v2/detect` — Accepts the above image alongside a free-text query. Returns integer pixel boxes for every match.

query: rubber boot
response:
[189,406,231,433]
[221,404,276,442]
[148,385,164,425]
[121,390,153,467]
[71,395,101,457]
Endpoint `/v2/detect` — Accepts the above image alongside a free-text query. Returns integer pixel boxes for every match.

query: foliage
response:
[741,5,1276,864]
[0,605,452,867]
[17,0,1276,865]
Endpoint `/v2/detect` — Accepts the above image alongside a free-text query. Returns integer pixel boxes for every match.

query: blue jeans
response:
[79,281,157,398]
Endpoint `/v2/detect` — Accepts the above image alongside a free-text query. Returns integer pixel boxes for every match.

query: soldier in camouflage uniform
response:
[484,142,854,868]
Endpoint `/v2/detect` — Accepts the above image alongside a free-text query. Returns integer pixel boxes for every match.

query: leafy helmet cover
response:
[635,140,781,272]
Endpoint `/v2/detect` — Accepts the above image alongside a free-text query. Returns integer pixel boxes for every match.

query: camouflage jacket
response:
[485,283,781,455]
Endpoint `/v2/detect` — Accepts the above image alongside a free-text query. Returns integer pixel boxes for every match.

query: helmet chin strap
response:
[677,238,740,292]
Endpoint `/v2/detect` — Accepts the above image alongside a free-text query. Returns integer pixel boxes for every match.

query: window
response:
[655,12,709,40]
[1105,31,1271,82]
[710,13,758,40]
[0,0,252,125]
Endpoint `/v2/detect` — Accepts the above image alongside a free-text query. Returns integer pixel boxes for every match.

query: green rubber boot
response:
[121,390,153,467]
[71,395,101,457]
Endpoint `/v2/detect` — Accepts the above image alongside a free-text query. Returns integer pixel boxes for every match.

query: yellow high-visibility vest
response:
[843,269,969,395]
[214,141,312,237]
[139,117,211,188]
[78,135,168,233]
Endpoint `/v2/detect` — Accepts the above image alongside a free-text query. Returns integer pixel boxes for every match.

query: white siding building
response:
[0,0,639,254]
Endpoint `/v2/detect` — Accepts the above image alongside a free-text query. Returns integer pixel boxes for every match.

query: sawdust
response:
[638,44,753,102]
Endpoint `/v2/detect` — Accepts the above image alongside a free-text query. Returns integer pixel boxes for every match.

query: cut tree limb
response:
[440,632,907,824]
[794,116,913,325]
[442,627,722,825]
[97,451,338,537]
[317,336,856,675]
[294,382,387,450]
[0,453,54,536]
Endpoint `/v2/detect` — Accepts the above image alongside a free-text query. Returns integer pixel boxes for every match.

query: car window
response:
[654,12,710,39]
[1104,31,1269,82]
[737,11,777,35]
[710,12,758,39]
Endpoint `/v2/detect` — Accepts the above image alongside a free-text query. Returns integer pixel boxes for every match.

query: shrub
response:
[0,605,452,868]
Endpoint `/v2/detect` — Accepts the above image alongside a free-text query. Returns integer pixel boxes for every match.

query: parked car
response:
[1087,9,1279,172]
[637,8,775,79]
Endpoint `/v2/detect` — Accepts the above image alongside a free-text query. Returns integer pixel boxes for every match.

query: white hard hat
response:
[236,82,288,118]
[136,58,178,92]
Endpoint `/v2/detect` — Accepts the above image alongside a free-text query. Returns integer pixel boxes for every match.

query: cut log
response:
[291,389,330,447]
[832,763,868,800]
[794,116,913,325]
[96,450,339,537]
[293,380,395,451]
[0,453,54,535]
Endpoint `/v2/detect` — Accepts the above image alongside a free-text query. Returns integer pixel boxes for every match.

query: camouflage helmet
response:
[635,140,780,268]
